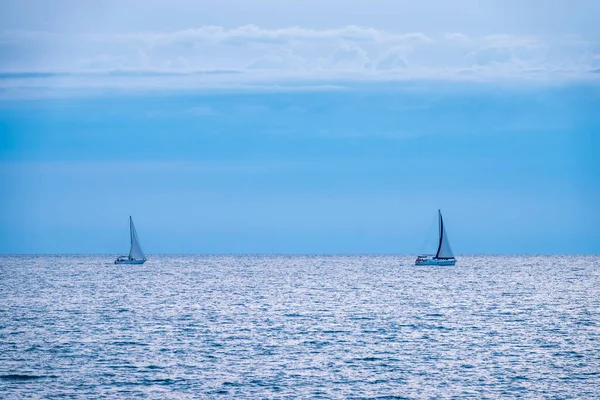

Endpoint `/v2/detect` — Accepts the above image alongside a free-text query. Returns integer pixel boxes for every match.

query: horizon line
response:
[1,253,598,257]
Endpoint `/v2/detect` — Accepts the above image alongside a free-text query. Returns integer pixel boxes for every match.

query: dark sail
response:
[435,210,455,259]
[435,210,443,258]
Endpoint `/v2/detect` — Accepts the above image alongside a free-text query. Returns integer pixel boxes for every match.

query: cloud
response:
[329,45,372,70]
[0,25,598,94]
[247,49,305,70]
[127,25,431,47]
[376,46,410,70]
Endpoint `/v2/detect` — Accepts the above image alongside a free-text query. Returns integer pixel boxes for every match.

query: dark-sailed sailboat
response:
[415,210,456,266]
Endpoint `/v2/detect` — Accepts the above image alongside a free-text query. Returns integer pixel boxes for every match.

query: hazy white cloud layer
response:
[1,24,599,90]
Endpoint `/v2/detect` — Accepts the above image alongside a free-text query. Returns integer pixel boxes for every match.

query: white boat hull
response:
[115,259,146,265]
[415,257,456,266]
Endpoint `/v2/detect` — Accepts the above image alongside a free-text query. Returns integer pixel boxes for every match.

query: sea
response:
[1,255,599,399]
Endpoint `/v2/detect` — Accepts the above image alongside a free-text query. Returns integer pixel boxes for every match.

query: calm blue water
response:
[1,255,599,399]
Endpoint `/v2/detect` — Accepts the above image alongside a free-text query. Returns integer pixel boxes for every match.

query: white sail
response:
[128,216,145,260]
[437,224,454,258]
[435,210,454,259]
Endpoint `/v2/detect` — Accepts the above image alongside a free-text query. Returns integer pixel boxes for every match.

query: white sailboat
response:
[415,210,456,266]
[115,216,147,265]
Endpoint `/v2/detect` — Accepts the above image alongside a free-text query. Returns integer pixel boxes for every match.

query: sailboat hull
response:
[114,259,146,265]
[415,257,456,266]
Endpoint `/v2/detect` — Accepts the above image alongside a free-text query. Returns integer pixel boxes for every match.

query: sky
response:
[0,0,599,254]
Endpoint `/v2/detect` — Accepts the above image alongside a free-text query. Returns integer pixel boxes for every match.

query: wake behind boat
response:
[115,216,146,265]
[415,210,456,266]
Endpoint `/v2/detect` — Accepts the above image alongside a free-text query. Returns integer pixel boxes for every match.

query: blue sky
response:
[1,1,599,254]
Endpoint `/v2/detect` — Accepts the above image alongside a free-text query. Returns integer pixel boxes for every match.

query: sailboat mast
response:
[435,210,443,258]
